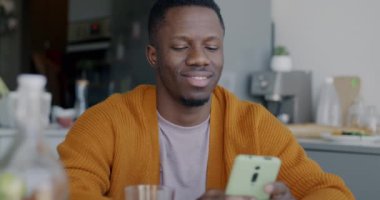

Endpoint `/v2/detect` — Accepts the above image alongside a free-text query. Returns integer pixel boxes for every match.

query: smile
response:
[191,76,208,80]
[184,75,211,88]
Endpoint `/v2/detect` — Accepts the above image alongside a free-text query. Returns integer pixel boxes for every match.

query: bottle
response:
[0,74,68,200]
[74,79,89,118]
[315,77,342,127]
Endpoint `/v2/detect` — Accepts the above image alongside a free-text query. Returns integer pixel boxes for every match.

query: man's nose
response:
[186,47,210,67]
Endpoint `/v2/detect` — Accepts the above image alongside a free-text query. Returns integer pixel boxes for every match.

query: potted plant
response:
[270,45,293,72]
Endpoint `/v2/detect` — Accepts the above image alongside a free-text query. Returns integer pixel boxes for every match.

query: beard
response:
[180,97,210,107]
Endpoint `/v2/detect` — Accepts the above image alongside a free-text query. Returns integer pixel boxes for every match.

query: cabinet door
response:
[26,0,68,52]
[307,150,380,200]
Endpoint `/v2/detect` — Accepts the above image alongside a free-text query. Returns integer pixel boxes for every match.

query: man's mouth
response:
[186,76,210,87]
[181,72,213,88]
[192,76,207,80]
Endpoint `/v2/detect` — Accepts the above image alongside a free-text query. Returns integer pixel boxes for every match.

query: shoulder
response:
[63,85,156,142]
[69,84,156,136]
[86,84,156,117]
[211,86,295,154]
[212,85,292,137]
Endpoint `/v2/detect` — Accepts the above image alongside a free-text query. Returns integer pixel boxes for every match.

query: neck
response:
[156,90,211,127]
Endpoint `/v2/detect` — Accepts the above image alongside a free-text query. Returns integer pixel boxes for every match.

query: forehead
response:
[158,6,224,38]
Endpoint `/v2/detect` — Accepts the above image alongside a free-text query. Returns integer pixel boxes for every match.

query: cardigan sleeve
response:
[255,105,354,200]
[57,105,114,200]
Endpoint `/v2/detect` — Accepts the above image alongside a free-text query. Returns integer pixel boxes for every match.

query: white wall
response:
[216,0,272,100]
[272,0,380,109]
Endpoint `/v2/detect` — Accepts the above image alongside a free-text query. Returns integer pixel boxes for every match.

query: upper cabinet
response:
[69,0,111,22]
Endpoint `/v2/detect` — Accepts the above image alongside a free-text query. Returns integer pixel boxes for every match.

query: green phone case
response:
[225,155,281,200]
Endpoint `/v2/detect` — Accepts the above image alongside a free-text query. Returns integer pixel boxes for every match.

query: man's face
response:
[148,6,224,106]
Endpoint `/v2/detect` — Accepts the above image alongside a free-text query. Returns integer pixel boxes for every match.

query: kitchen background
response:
[1,1,380,199]
[273,0,380,112]
[0,0,379,110]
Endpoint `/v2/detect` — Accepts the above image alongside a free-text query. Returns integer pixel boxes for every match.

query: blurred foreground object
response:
[0,76,9,98]
[0,74,68,200]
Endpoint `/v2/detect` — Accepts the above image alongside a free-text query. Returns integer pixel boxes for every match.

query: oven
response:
[64,17,112,107]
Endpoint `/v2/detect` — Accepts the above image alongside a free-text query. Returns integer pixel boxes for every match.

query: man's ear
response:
[146,45,158,69]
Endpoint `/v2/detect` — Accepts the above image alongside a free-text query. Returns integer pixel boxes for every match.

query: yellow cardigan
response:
[58,85,354,200]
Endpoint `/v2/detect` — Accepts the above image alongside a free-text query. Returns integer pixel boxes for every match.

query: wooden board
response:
[333,76,361,126]
[287,124,342,138]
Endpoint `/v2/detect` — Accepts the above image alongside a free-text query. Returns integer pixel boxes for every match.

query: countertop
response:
[297,138,380,155]
[0,125,69,137]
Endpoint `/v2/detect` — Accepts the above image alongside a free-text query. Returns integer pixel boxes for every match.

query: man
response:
[58,0,354,200]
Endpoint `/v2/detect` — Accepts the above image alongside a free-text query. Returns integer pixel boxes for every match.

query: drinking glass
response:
[362,105,379,135]
[125,185,174,200]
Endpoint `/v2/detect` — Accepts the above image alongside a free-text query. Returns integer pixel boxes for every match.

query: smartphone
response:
[225,155,281,200]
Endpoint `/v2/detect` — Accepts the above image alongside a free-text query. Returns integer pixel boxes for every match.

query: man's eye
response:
[206,46,219,51]
[172,46,188,51]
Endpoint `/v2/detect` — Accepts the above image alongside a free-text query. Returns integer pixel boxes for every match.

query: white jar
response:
[270,55,293,72]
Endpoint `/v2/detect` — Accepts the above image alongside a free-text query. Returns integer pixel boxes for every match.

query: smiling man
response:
[147,4,224,126]
[58,0,354,200]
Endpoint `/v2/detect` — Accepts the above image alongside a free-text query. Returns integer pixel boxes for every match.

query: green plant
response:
[273,46,290,56]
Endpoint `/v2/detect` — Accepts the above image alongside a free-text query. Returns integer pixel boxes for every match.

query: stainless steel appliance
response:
[65,17,112,107]
[250,71,312,124]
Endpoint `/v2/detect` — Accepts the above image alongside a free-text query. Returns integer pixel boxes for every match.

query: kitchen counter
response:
[0,126,68,137]
[290,125,380,199]
[298,138,380,155]
[0,125,69,158]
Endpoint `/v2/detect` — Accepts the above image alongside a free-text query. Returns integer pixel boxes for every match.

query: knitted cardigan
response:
[58,85,354,200]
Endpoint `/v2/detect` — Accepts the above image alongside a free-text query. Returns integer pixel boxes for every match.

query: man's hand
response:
[198,182,295,200]
[264,182,295,200]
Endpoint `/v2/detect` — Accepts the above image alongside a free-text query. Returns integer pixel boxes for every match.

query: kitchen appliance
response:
[250,71,312,124]
[65,17,112,107]
[67,17,111,52]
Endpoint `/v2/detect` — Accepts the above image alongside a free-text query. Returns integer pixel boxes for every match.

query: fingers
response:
[197,189,225,200]
[226,196,257,200]
[265,182,295,200]
[197,190,257,200]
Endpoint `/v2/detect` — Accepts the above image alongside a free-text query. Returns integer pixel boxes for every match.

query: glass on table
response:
[125,185,174,200]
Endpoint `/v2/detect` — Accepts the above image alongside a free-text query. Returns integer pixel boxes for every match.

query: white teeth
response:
[192,76,207,80]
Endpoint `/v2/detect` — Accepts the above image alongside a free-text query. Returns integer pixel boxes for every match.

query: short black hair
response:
[148,0,225,45]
